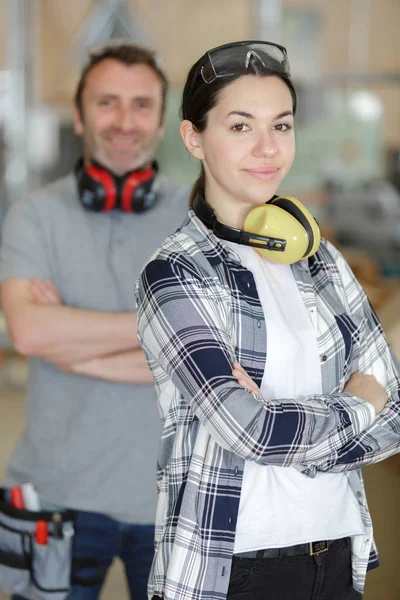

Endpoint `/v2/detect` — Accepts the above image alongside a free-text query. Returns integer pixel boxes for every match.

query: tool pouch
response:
[0,487,74,600]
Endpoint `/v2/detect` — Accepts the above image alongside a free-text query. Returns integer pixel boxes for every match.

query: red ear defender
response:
[121,166,156,212]
[85,165,118,211]
[76,158,158,213]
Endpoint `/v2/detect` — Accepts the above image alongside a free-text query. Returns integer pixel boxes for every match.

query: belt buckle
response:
[310,541,328,555]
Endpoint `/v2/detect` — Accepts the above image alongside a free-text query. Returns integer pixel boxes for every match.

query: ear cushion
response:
[270,196,320,258]
[121,166,156,212]
[85,165,117,211]
[76,159,158,213]
[244,204,310,264]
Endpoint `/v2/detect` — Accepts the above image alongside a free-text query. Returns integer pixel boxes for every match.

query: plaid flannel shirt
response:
[136,211,400,600]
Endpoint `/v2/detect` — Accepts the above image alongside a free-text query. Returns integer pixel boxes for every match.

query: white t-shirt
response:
[225,242,364,553]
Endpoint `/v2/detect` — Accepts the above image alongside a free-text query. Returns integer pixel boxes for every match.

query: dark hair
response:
[181,49,297,207]
[74,42,169,120]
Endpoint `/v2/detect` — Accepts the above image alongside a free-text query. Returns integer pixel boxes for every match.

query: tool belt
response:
[0,487,75,600]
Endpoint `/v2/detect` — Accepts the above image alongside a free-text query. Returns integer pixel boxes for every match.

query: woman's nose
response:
[252,132,278,158]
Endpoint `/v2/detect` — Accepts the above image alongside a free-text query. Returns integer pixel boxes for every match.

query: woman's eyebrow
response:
[226,110,254,119]
[226,109,294,120]
[274,110,293,120]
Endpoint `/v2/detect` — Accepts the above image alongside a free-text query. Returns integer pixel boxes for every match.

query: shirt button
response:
[228,517,232,524]
[321,355,328,362]
[234,466,239,476]
[257,320,261,328]
[357,491,362,498]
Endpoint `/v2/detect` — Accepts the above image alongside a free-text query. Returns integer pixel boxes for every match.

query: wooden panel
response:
[363,456,400,600]
[369,0,400,72]
[130,0,253,86]
[39,0,94,104]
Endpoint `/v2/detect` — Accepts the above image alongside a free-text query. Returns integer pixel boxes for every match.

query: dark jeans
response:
[13,509,154,600]
[227,538,362,600]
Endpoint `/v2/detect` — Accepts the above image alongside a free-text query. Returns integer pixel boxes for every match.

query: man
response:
[0,42,187,599]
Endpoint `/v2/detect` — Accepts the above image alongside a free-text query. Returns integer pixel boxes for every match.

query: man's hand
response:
[54,361,86,374]
[29,279,62,306]
[344,372,388,415]
[54,349,154,384]
[232,362,262,396]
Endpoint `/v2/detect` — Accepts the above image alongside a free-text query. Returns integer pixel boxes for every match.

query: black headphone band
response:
[269,197,314,257]
[193,192,287,250]
[74,157,159,179]
[74,158,159,213]
[214,221,287,252]
[192,193,216,229]
[74,157,85,179]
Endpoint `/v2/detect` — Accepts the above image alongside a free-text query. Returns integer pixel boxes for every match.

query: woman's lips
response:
[244,167,279,181]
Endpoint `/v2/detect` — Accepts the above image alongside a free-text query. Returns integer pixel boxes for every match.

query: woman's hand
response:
[232,362,261,396]
[344,372,387,415]
[232,364,387,415]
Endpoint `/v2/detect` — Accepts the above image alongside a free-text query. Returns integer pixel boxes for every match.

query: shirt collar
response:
[181,210,242,267]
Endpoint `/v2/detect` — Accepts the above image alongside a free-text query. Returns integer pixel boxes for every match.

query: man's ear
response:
[180,120,205,160]
[73,105,84,136]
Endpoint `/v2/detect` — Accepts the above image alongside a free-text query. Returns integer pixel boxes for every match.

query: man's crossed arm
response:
[0,278,153,384]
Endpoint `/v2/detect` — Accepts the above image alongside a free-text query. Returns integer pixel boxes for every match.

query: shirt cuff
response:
[364,401,377,421]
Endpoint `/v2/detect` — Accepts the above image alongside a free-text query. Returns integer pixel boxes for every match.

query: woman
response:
[136,41,400,600]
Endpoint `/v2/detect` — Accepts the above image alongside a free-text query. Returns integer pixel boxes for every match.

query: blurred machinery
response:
[325,179,400,269]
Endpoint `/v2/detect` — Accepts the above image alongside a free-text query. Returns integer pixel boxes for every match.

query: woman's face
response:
[189,75,296,226]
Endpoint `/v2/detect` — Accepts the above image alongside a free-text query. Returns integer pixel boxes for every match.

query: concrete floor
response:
[0,357,399,599]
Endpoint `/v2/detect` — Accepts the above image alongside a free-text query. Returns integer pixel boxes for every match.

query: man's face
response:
[73,59,165,175]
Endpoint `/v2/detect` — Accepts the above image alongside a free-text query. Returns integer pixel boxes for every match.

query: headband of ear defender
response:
[192,193,320,264]
[75,158,159,213]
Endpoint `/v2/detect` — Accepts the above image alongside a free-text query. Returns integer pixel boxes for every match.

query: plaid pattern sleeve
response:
[137,249,374,467]
[310,241,400,472]
[135,214,400,600]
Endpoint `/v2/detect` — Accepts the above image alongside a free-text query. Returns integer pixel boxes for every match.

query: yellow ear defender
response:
[243,196,320,264]
[192,193,321,265]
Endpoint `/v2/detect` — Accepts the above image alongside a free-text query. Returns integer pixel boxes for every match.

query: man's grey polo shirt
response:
[0,173,188,523]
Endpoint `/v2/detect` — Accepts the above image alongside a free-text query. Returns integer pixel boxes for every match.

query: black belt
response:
[235,539,339,559]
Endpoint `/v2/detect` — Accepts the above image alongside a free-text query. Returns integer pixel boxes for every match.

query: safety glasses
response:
[200,40,290,84]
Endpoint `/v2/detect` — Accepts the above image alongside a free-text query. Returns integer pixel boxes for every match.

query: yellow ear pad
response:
[270,196,321,258]
[243,197,321,264]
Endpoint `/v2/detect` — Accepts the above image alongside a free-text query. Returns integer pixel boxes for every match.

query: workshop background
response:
[0,1,400,598]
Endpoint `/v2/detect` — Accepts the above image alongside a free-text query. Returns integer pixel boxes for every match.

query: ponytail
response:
[189,166,205,208]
